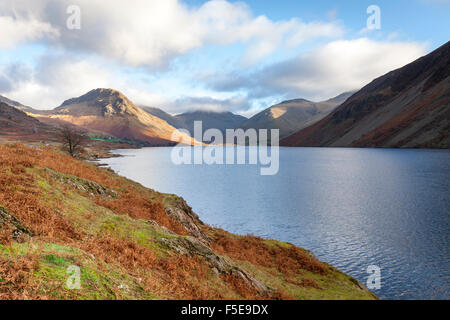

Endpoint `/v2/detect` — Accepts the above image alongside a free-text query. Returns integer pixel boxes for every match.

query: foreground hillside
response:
[0,144,375,300]
[282,41,450,148]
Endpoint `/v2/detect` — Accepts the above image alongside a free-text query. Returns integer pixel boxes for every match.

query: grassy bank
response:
[0,143,376,300]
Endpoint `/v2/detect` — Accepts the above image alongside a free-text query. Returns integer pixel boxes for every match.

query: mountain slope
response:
[0,95,37,113]
[239,92,354,139]
[0,102,55,142]
[34,89,191,146]
[176,111,247,135]
[282,41,450,148]
[143,108,248,135]
[141,106,185,128]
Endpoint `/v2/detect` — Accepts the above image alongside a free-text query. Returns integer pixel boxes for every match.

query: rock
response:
[159,236,272,297]
[158,198,272,296]
[147,219,178,236]
[164,197,210,244]
[45,168,118,198]
[0,206,33,240]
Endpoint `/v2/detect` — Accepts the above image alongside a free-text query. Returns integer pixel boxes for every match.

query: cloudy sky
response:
[0,0,448,117]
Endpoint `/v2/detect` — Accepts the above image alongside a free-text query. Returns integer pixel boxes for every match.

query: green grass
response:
[231,259,376,300]
[0,240,155,300]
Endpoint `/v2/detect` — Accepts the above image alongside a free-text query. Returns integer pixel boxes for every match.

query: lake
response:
[101,147,450,300]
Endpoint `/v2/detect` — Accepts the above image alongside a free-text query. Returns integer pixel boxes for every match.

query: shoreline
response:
[97,147,379,298]
[0,142,377,299]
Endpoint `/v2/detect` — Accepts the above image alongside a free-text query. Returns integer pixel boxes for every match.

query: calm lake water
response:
[101,147,450,300]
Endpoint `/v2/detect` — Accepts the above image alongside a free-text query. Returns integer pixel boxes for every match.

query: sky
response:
[0,0,448,117]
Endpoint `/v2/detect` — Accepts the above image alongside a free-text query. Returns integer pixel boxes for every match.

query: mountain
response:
[34,89,192,146]
[176,111,247,135]
[281,41,450,148]
[140,106,185,128]
[0,95,23,108]
[238,92,354,139]
[0,102,55,142]
[143,108,248,136]
[0,95,36,113]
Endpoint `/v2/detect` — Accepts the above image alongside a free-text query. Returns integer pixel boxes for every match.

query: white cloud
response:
[0,55,176,110]
[0,2,431,115]
[1,56,111,109]
[0,15,59,48]
[206,38,428,101]
[0,0,344,67]
[167,95,248,114]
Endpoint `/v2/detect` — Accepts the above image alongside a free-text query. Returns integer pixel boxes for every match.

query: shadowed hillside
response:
[282,41,450,148]
[239,92,354,139]
[0,102,56,143]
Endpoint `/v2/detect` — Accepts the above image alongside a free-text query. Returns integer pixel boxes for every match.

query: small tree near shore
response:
[59,125,86,157]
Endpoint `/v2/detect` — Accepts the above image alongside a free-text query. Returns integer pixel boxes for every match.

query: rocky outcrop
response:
[0,206,33,241]
[164,197,210,244]
[159,197,272,296]
[159,235,272,297]
[45,168,118,197]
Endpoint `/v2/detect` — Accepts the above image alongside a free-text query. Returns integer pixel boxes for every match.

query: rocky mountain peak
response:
[56,88,139,117]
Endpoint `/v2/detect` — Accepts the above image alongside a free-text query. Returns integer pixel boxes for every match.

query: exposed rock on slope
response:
[159,235,272,296]
[164,196,210,244]
[282,41,450,148]
[239,92,354,139]
[0,206,33,240]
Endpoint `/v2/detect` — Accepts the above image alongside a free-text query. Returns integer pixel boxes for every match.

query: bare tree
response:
[59,125,86,157]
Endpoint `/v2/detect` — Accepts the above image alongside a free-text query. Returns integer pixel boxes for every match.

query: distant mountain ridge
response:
[176,111,247,135]
[282,41,450,148]
[140,106,184,128]
[0,95,36,113]
[238,91,355,139]
[0,95,23,107]
[0,102,55,142]
[3,39,448,150]
[142,107,247,135]
[1,89,354,145]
